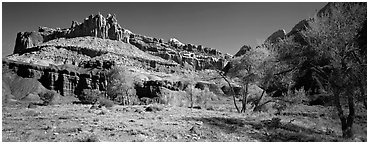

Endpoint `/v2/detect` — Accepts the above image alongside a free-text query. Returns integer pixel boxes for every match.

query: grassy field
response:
[2,95,366,142]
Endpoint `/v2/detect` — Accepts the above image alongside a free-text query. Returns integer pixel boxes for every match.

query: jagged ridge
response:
[12,13,231,70]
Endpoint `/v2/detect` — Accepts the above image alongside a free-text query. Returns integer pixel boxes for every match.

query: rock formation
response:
[233,45,251,57]
[5,13,234,102]
[3,59,109,96]
[12,13,230,71]
[264,29,286,44]
[168,38,185,48]
[286,18,313,37]
[2,72,47,101]
[13,13,131,54]
[129,34,229,70]
[14,32,44,54]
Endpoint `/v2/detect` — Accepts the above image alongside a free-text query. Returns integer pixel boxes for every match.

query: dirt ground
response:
[2,96,367,142]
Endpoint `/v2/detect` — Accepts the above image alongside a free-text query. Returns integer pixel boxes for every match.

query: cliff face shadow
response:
[182,116,342,142]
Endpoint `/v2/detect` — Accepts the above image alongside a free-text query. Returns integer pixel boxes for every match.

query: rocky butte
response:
[3,13,232,101]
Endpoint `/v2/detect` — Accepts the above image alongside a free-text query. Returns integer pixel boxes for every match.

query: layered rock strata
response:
[14,13,131,54]
[13,13,231,70]
[3,59,189,97]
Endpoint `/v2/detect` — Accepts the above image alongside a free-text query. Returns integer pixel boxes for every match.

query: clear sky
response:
[2,2,327,56]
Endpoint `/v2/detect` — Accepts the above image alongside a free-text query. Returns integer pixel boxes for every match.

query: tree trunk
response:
[126,90,130,105]
[220,73,240,113]
[359,84,366,108]
[344,91,355,138]
[241,86,245,113]
[190,87,193,109]
[333,89,355,138]
[253,90,265,112]
[241,83,249,113]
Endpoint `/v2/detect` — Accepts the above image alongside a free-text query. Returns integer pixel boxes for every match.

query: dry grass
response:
[2,95,366,142]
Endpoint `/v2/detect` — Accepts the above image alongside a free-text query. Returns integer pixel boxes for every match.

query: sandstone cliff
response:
[12,13,230,70]
[14,14,131,54]
[6,13,232,100]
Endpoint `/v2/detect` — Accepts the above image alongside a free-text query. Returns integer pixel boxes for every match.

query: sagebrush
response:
[39,90,58,105]
[78,89,101,104]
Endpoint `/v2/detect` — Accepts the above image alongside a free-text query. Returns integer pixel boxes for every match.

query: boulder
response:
[221,84,242,96]
[308,93,334,106]
[22,93,41,102]
[247,84,264,101]
[145,104,164,112]
[28,103,38,108]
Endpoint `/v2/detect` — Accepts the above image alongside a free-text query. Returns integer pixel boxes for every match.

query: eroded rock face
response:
[168,38,185,48]
[4,58,195,100]
[14,32,44,54]
[13,13,231,70]
[130,35,229,70]
[265,29,286,44]
[6,13,234,106]
[69,13,130,41]
[234,45,252,57]
[2,72,47,101]
[287,18,313,37]
[135,79,190,99]
[13,13,132,54]
[3,59,110,97]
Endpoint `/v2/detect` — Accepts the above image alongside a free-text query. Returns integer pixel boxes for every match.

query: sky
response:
[2,2,327,56]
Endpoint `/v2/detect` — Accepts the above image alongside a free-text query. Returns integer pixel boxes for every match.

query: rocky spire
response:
[264,29,286,44]
[13,13,134,54]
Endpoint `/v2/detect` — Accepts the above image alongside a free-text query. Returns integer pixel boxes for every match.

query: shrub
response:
[206,106,215,111]
[201,87,216,106]
[145,104,164,112]
[99,98,115,108]
[39,90,58,105]
[185,86,214,109]
[78,89,101,104]
[285,88,308,105]
[75,132,100,142]
[28,103,37,108]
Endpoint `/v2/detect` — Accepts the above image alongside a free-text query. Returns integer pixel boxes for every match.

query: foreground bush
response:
[39,90,59,105]
[78,89,101,104]
[185,86,215,109]
[98,98,115,108]
[145,104,164,112]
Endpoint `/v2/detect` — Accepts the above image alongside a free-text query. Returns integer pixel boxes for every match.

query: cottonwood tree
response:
[277,3,366,138]
[216,70,241,113]
[185,84,195,109]
[106,66,136,105]
[185,82,209,109]
[226,46,275,113]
